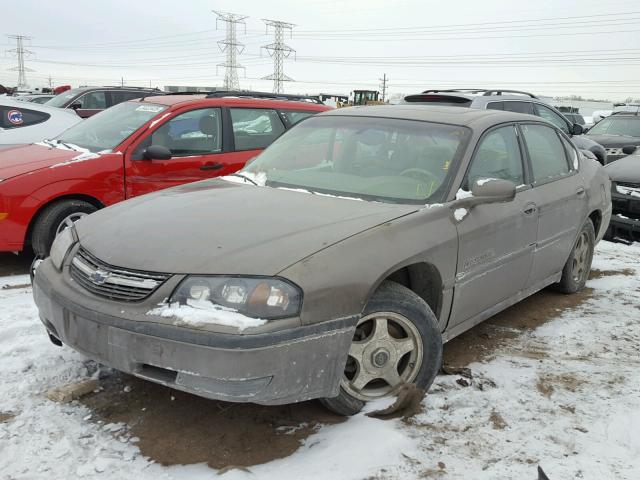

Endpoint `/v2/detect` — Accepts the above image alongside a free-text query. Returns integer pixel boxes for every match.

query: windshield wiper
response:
[56,140,84,151]
[42,139,56,147]
[227,173,258,185]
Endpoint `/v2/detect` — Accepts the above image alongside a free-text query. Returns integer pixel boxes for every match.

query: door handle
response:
[576,187,585,196]
[523,203,537,215]
[200,163,224,171]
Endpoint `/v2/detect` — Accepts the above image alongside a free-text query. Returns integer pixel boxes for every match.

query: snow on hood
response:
[605,153,640,183]
[75,179,420,275]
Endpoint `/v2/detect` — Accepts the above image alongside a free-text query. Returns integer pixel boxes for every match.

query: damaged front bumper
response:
[33,259,356,405]
[605,184,640,243]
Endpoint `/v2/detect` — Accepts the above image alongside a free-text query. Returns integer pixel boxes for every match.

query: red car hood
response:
[0,144,79,181]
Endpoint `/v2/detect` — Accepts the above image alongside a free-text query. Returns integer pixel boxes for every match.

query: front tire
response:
[321,281,442,416]
[31,200,97,257]
[554,219,595,294]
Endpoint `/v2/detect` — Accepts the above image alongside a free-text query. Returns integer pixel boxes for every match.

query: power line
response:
[6,34,34,89]
[261,19,296,93]
[213,11,248,90]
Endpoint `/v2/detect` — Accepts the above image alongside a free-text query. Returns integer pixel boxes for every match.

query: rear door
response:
[450,124,538,327]
[519,123,586,286]
[124,107,241,198]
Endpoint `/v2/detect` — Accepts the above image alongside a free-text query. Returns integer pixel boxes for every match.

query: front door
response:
[450,124,538,327]
[73,90,108,118]
[519,123,586,285]
[124,107,246,198]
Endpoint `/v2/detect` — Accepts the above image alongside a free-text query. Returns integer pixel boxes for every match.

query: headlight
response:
[170,276,302,320]
[49,226,77,270]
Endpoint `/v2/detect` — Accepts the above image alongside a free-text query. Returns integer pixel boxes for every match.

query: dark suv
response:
[403,89,607,164]
[44,86,163,118]
[585,112,640,163]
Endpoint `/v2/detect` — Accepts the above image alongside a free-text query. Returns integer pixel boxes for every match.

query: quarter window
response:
[533,104,570,134]
[147,108,222,156]
[110,90,150,105]
[467,125,524,187]
[521,124,570,182]
[230,108,286,150]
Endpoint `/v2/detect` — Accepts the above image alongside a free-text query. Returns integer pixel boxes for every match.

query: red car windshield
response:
[55,102,167,152]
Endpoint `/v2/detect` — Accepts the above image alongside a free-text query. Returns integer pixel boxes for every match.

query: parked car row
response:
[10,86,614,415]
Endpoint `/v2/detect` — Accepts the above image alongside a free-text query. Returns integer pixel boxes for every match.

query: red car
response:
[0,92,330,255]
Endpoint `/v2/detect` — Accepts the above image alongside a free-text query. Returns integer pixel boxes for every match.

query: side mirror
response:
[622,145,638,155]
[143,145,172,160]
[454,178,516,209]
[69,102,82,110]
[571,123,584,135]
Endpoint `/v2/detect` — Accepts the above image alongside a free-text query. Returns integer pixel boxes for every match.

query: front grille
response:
[606,147,626,156]
[70,247,169,302]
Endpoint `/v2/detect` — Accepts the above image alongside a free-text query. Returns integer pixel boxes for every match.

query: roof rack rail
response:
[421,88,537,99]
[162,91,209,95]
[101,86,163,90]
[205,90,324,104]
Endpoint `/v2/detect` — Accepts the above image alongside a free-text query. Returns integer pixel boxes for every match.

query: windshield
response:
[45,89,82,108]
[589,116,640,137]
[55,101,167,152]
[242,116,470,204]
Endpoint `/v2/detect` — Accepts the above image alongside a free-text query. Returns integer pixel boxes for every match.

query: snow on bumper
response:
[32,264,356,405]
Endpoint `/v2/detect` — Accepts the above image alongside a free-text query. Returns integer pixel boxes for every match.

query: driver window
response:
[467,126,524,187]
[75,91,107,110]
[148,108,222,157]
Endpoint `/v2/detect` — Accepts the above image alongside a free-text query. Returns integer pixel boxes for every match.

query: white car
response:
[0,97,82,148]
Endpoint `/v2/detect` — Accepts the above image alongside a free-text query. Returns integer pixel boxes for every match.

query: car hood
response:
[584,134,640,148]
[0,143,79,180]
[76,179,420,276]
[605,153,640,183]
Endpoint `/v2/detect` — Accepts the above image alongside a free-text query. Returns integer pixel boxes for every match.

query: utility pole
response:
[47,76,53,88]
[261,19,296,94]
[6,35,34,89]
[379,73,388,102]
[214,11,247,90]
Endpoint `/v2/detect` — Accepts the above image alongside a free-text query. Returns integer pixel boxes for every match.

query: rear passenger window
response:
[467,125,524,186]
[281,110,317,126]
[230,108,285,151]
[521,124,570,182]
[503,101,534,115]
[0,106,50,129]
[486,101,504,111]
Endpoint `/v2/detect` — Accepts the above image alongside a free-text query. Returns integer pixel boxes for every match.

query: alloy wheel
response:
[571,231,591,283]
[341,311,423,401]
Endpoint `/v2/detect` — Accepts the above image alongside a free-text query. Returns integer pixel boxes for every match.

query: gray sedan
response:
[33,106,612,415]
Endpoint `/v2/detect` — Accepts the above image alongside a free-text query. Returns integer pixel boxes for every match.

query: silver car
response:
[33,106,612,415]
[0,97,81,148]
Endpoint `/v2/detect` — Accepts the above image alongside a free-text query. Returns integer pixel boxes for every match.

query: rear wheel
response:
[31,200,97,257]
[321,281,442,416]
[554,219,595,293]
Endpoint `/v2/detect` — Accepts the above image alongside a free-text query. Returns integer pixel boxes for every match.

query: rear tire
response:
[554,219,595,294]
[321,281,442,416]
[31,200,97,257]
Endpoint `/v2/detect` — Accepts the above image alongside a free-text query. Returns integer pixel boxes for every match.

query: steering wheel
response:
[399,168,440,185]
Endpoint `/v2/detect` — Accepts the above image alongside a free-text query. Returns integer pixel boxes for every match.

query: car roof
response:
[320,104,543,128]
[137,94,330,111]
[0,97,80,116]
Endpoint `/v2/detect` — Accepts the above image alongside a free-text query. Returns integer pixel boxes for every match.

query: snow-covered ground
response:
[1,241,639,479]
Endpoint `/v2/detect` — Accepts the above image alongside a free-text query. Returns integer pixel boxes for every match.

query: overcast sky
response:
[1,0,639,100]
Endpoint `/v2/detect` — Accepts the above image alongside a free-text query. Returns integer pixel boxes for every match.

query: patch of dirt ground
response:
[80,372,343,470]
